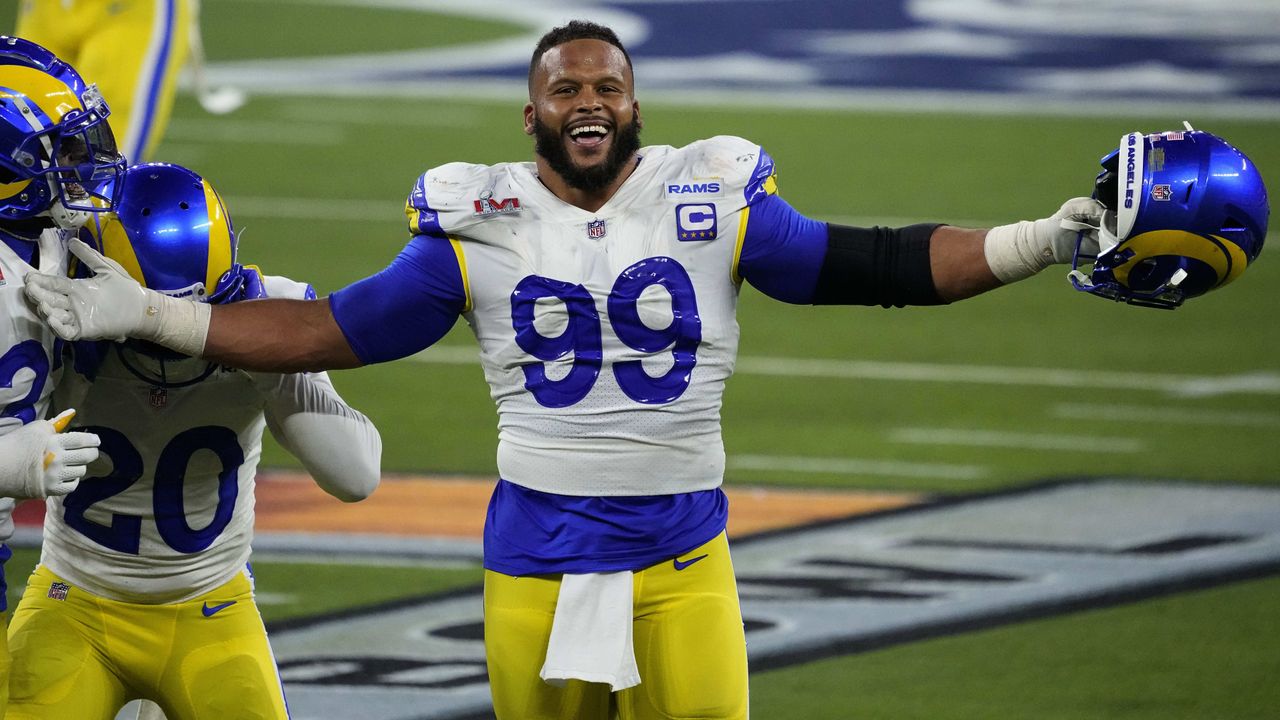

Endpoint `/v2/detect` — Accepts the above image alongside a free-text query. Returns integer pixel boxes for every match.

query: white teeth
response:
[570,125,608,136]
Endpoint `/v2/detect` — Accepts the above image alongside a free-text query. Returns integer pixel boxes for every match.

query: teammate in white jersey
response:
[24,21,1111,719]
[0,35,123,712]
[8,162,382,720]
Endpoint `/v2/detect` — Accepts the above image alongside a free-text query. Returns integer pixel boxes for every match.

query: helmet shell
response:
[1081,129,1268,308]
[84,163,236,299]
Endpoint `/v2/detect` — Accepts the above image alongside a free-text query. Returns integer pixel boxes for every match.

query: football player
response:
[29,20,1269,720]
[0,34,120,712]
[15,0,197,162]
[7,162,383,720]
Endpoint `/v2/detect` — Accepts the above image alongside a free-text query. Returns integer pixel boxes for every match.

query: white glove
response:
[984,197,1105,283]
[24,239,211,355]
[0,409,101,499]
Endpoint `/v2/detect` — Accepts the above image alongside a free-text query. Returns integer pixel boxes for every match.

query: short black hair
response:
[528,20,633,93]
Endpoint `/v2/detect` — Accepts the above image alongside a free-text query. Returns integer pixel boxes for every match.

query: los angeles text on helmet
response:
[1123,133,1139,210]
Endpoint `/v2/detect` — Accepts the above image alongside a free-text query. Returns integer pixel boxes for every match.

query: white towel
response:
[539,571,641,691]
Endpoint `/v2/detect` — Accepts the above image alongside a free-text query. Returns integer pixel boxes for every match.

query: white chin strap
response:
[48,206,92,230]
[1097,209,1122,255]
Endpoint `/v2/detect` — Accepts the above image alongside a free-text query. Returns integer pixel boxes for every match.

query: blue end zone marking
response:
[263,1,1279,114]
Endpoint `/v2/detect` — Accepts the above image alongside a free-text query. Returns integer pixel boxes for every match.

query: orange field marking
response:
[253,470,924,540]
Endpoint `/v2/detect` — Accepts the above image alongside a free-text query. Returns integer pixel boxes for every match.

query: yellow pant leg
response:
[7,566,129,720]
[17,0,193,163]
[154,571,290,720]
[484,570,612,720]
[0,610,10,713]
[14,0,97,60]
[618,532,749,720]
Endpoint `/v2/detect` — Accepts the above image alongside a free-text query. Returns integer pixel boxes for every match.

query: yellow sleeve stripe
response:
[449,236,474,312]
[731,206,750,286]
[404,200,419,234]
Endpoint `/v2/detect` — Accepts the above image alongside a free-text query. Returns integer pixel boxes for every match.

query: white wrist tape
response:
[137,290,213,357]
[983,218,1055,284]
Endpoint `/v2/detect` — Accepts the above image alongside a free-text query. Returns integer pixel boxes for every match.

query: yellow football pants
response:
[16,0,194,163]
[7,565,289,720]
[485,531,750,720]
[0,610,10,714]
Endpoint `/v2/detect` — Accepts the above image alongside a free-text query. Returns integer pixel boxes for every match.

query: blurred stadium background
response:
[4,1,1278,718]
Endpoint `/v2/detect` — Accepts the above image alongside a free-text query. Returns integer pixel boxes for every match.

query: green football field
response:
[4,2,1279,718]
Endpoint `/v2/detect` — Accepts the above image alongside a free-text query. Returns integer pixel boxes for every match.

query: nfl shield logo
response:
[587,219,607,239]
[150,387,168,409]
[1151,184,1173,201]
[48,582,70,601]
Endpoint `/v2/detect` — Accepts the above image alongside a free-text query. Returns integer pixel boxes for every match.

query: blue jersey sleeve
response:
[329,235,467,364]
[736,193,829,304]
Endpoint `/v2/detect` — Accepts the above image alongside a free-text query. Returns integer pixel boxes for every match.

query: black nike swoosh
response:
[673,553,709,571]
[202,600,237,617]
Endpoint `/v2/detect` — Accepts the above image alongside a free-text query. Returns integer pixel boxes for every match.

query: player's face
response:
[525,39,642,192]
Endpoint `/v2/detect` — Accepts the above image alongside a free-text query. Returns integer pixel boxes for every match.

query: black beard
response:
[533,113,641,193]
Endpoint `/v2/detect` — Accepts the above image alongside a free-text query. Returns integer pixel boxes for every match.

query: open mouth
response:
[60,179,89,200]
[568,123,611,149]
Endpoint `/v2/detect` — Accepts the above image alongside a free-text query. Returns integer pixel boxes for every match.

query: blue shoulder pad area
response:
[405,172,444,237]
[745,147,778,206]
[329,234,467,364]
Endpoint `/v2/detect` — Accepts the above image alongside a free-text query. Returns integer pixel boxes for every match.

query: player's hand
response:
[984,197,1105,283]
[1049,196,1105,262]
[0,409,101,499]
[24,239,156,342]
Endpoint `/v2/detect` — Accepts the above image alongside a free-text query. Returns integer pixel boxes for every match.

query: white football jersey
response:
[39,276,338,603]
[415,136,776,496]
[0,228,73,543]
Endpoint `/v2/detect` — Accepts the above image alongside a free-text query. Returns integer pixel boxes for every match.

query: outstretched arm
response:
[26,235,467,372]
[928,226,999,301]
[204,297,362,372]
[736,195,1103,306]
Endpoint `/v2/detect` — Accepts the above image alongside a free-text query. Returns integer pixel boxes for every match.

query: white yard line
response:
[727,454,986,480]
[165,119,346,145]
[407,346,1279,398]
[226,196,402,222]
[888,427,1144,453]
[1051,403,1280,428]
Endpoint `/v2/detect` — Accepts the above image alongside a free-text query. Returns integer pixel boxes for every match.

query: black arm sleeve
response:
[812,223,945,307]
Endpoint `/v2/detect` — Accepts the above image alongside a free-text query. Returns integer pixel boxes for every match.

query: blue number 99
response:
[511,275,603,408]
[510,257,702,408]
[608,257,702,404]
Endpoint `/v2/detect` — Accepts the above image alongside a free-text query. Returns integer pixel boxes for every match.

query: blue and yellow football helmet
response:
[80,162,263,375]
[0,35,123,226]
[83,162,262,304]
[1071,127,1268,309]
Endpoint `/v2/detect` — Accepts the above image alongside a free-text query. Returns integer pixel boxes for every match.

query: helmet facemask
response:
[0,39,124,229]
